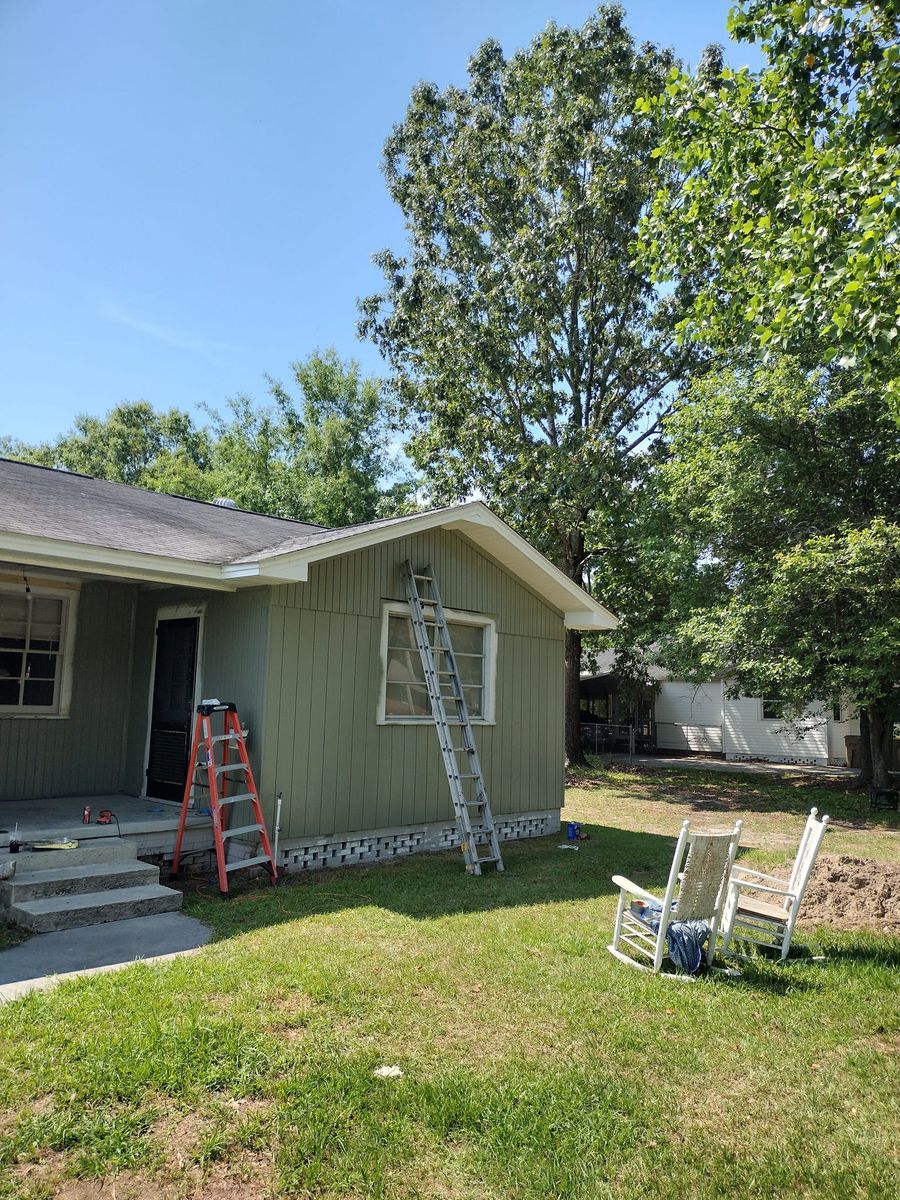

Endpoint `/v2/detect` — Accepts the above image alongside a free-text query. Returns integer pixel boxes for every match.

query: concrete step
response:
[9,884,184,934]
[4,839,140,872]
[2,860,160,905]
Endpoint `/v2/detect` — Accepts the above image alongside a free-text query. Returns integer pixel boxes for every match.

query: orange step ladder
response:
[171,701,278,896]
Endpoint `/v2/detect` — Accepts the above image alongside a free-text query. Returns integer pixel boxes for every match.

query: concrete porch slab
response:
[0,911,212,1003]
[0,793,207,847]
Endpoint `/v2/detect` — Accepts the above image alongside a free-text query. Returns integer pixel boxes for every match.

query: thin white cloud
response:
[103,300,241,356]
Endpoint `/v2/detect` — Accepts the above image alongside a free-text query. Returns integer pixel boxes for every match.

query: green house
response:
[0,459,615,870]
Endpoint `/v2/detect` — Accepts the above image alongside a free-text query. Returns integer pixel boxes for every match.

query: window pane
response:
[23,679,55,707]
[762,700,783,720]
[387,648,425,684]
[0,595,27,646]
[0,679,19,705]
[31,597,63,625]
[387,615,416,649]
[463,686,483,717]
[385,682,431,717]
[0,650,23,680]
[449,622,484,655]
[454,655,483,685]
[26,652,58,681]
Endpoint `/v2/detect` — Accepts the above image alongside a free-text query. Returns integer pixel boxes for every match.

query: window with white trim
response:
[0,589,71,714]
[761,699,786,721]
[381,604,495,723]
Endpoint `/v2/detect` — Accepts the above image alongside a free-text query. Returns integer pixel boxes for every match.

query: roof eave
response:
[0,531,237,591]
[242,501,618,630]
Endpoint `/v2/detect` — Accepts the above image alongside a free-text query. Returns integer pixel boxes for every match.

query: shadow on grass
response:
[179,823,676,939]
[573,762,900,830]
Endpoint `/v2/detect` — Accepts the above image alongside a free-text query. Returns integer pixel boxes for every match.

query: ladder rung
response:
[221,823,264,840]
[213,763,250,775]
[225,854,273,872]
[454,773,480,779]
[210,733,243,744]
[217,792,256,806]
[413,573,433,581]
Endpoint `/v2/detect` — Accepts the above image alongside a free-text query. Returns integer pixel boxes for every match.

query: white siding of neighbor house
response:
[828,710,860,765]
[651,682,860,765]
[655,681,724,753]
[722,696,829,764]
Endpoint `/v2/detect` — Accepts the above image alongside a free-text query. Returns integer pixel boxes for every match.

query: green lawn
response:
[1,767,898,1199]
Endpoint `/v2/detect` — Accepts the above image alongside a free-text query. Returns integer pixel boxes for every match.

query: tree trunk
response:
[565,628,588,767]
[858,708,873,786]
[868,702,894,790]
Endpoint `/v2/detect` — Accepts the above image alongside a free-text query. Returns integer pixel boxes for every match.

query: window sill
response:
[0,711,70,720]
[378,717,496,727]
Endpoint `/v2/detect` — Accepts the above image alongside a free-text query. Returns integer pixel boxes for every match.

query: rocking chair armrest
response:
[728,877,797,900]
[731,865,787,885]
[611,875,661,905]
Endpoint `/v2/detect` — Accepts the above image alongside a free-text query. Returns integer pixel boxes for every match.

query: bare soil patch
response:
[800,854,900,932]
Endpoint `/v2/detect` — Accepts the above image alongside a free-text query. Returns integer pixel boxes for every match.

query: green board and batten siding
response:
[259,529,565,842]
[0,580,137,800]
[1,530,566,835]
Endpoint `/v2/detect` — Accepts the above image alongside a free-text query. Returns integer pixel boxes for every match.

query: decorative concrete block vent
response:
[281,809,559,874]
[730,753,824,767]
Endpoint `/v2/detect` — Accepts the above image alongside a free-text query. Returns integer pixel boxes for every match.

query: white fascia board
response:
[0,531,236,592]
[247,501,618,630]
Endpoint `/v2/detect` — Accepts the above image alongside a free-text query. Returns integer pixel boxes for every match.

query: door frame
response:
[141,602,206,800]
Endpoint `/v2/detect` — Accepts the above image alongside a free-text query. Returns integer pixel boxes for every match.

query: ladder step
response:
[221,823,264,840]
[413,573,433,581]
[213,763,250,775]
[225,854,273,872]
[217,792,256,806]
[210,733,243,744]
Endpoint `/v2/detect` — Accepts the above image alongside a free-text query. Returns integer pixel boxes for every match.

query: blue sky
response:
[0,1,762,444]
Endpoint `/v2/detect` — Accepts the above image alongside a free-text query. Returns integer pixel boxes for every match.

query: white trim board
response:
[3,501,616,630]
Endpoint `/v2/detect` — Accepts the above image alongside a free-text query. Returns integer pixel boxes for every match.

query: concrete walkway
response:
[0,911,212,1003]
[605,753,858,779]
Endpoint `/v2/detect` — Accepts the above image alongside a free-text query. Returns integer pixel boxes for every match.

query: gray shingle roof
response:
[0,458,327,563]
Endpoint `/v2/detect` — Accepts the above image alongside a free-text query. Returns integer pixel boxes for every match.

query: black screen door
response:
[146,617,199,801]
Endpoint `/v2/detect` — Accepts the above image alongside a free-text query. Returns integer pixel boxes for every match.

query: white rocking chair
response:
[608,819,743,976]
[721,807,829,961]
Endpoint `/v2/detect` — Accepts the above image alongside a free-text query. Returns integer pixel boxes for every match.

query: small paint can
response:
[566,821,579,840]
[82,805,91,824]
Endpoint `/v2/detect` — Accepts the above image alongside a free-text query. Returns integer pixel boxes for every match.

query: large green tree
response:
[640,1,900,411]
[360,6,702,762]
[656,358,900,785]
[1,401,213,492]
[5,351,414,525]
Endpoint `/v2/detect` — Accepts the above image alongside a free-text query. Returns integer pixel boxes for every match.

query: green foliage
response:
[4,351,415,525]
[360,5,699,576]
[655,359,900,728]
[639,1,900,411]
[2,401,213,489]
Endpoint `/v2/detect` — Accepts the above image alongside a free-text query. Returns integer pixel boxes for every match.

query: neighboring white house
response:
[584,653,860,767]
[656,681,859,766]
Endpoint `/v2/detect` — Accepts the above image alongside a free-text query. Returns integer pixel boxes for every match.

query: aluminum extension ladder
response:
[171,700,278,896]
[401,561,504,875]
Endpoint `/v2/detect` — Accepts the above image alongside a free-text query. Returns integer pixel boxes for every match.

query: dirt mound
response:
[800,854,900,932]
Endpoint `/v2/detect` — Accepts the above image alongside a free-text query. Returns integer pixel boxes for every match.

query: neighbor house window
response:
[380,604,496,723]
[0,589,71,714]
[761,699,785,720]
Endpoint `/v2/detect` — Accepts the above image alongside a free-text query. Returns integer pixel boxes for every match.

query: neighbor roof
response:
[0,458,616,629]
